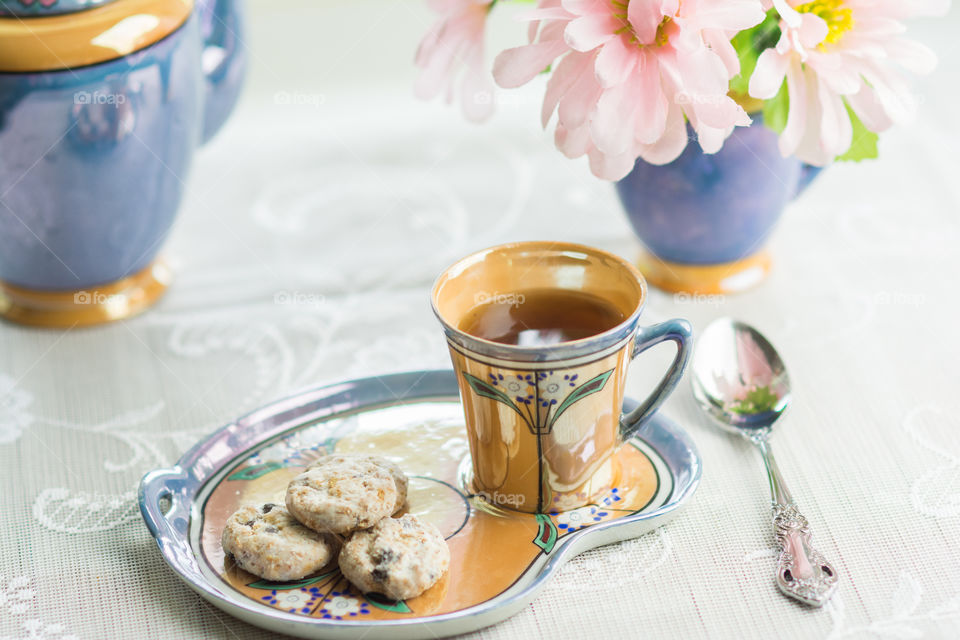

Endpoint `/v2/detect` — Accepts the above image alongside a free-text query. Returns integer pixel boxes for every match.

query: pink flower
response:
[415,0,496,122]
[492,0,765,180]
[749,0,948,165]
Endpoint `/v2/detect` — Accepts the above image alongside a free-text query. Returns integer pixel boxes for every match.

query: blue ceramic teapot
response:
[0,0,245,327]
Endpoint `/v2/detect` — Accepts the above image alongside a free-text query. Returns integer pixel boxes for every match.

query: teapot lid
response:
[0,0,193,72]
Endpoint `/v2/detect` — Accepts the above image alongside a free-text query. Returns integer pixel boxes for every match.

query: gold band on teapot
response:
[0,0,193,72]
[0,259,171,328]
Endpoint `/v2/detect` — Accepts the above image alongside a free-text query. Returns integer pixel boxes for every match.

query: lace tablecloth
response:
[2,2,959,638]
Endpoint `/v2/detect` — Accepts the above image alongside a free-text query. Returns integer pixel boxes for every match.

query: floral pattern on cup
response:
[550,506,609,532]
[601,488,623,507]
[319,591,370,619]
[465,368,614,435]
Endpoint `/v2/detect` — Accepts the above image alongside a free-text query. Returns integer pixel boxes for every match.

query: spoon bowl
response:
[692,318,791,439]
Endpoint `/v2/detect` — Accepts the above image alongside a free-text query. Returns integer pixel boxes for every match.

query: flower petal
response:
[627,0,663,45]
[885,37,938,75]
[633,52,668,144]
[778,59,808,157]
[817,80,852,157]
[493,40,570,88]
[799,13,829,48]
[806,52,861,94]
[695,95,750,130]
[691,0,766,31]
[695,123,731,154]
[557,59,603,128]
[591,83,635,155]
[771,0,802,28]
[594,35,637,88]
[636,101,690,165]
[588,146,638,181]
[749,49,788,99]
[541,52,593,126]
[564,13,619,51]
[845,85,893,132]
[859,61,915,124]
[793,65,832,165]
[561,0,606,14]
[555,122,592,158]
[703,29,740,77]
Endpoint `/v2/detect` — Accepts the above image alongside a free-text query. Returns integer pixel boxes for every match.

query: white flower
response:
[263,588,318,613]
[0,374,34,445]
[750,0,947,164]
[324,595,360,616]
[554,505,608,532]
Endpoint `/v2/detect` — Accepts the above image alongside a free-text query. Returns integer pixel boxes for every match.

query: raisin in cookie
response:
[286,456,399,534]
[221,503,338,581]
[307,454,409,514]
[338,514,449,600]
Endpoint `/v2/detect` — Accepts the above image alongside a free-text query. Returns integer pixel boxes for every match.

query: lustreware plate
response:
[139,370,701,639]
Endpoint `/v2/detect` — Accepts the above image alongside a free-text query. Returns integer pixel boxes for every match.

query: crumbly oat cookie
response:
[338,514,449,600]
[286,456,398,534]
[306,454,409,514]
[221,502,337,581]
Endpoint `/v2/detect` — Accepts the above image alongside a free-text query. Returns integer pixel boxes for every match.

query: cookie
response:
[286,456,399,534]
[221,502,338,581]
[307,454,409,514]
[338,514,449,600]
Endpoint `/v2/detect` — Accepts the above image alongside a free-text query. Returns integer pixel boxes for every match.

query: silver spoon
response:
[691,317,838,607]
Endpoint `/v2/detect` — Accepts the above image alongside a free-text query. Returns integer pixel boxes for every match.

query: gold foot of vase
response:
[0,260,171,328]
[636,249,771,296]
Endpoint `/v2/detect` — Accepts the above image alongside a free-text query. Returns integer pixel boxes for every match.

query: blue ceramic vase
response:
[0,0,245,327]
[615,117,820,294]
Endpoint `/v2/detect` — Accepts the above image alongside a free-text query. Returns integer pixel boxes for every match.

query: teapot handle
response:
[197,0,247,144]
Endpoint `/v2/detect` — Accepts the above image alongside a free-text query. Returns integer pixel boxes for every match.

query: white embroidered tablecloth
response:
[2,2,959,638]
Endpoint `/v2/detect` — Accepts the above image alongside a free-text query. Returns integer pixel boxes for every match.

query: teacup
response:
[432,241,692,513]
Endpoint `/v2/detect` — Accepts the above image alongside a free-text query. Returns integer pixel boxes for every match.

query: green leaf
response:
[533,513,558,555]
[836,103,879,162]
[461,372,527,422]
[762,81,790,134]
[364,592,412,613]
[547,369,614,429]
[730,10,781,96]
[729,385,780,415]
[247,572,334,590]
[228,461,283,481]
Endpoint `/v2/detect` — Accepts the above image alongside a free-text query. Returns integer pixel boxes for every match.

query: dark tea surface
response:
[458,288,626,346]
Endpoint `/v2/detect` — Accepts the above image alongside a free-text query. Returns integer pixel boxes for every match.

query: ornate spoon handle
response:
[757,440,839,606]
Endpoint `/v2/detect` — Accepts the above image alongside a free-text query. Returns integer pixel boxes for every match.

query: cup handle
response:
[619,319,693,442]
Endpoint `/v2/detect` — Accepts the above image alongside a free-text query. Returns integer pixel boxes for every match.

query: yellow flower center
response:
[611,1,673,48]
[654,16,672,47]
[794,0,854,46]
